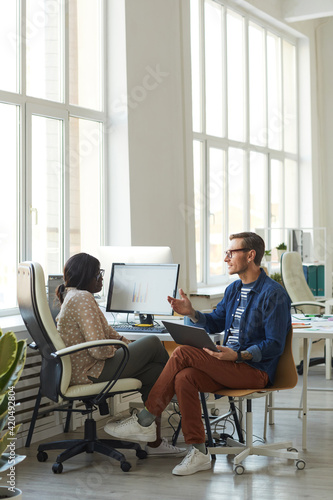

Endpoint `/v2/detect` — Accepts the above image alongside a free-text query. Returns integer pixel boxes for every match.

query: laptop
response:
[162,321,219,352]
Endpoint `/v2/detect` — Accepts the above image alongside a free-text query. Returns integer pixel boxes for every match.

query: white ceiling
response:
[283,0,333,22]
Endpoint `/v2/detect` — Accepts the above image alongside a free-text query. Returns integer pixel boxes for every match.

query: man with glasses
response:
[105,232,291,476]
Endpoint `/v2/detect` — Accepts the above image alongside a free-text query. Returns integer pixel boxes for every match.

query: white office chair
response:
[18,261,146,473]
[206,328,306,474]
[281,251,333,378]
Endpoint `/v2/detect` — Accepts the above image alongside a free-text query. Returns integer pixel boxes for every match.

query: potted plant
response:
[270,272,284,286]
[276,242,287,261]
[0,328,27,499]
[264,249,272,262]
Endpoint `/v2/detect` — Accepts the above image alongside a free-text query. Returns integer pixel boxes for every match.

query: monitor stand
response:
[139,313,154,325]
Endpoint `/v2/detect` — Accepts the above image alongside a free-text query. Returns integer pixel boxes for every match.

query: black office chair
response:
[17,261,147,473]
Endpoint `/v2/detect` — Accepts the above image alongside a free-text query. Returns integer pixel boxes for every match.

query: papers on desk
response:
[292,314,312,328]
[292,314,333,331]
[292,324,312,328]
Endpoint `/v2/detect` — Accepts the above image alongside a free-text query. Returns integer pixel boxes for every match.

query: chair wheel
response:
[296,459,306,470]
[37,451,48,462]
[52,462,63,474]
[211,408,220,416]
[121,461,131,472]
[234,464,245,475]
[136,449,148,459]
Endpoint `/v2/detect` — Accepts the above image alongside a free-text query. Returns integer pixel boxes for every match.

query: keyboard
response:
[111,323,168,334]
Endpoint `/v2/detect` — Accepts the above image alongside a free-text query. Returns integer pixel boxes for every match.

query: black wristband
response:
[236,351,243,363]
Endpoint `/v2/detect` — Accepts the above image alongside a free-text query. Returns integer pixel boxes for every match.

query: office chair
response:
[205,328,306,474]
[17,261,147,473]
[281,251,333,375]
[170,394,244,447]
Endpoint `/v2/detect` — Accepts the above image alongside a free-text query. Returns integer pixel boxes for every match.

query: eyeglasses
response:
[224,248,251,259]
[96,269,105,280]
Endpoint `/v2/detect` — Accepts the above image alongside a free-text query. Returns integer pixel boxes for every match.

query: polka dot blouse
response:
[57,288,130,386]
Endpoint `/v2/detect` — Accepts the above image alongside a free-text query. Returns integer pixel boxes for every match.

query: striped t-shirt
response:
[226,281,255,351]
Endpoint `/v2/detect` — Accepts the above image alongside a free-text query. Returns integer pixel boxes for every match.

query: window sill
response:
[0,314,25,333]
[190,284,229,299]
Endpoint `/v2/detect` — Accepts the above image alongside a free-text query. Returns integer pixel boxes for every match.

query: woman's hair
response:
[229,232,265,266]
[56,252,100,303]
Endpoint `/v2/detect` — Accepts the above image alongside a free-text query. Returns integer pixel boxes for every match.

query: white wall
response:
[314,18,333,231]
[106,0,196,292]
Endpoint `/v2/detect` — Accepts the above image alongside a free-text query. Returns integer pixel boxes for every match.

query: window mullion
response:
[62,112,69,265]
[200,0,206,135]
[24,104,33,261]
[203,140,209,284]
[222,5,227,138]
[244,15,249,145]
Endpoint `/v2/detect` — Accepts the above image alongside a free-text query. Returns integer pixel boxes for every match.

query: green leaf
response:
[0,451,26,472]
[0,332,17,393]
[0,387,9,433]
[0,336,27,395]
[0,406,8,433]
[0,393,7,414]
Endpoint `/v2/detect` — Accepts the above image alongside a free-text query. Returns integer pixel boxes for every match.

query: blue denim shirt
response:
[186,269,291,384]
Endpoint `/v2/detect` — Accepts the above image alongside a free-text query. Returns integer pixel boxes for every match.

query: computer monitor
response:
[47,274,64,324]
[98,246,174,300]
[106,263,180,324]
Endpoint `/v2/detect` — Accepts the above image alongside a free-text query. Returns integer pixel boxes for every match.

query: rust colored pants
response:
[145,345,269,444]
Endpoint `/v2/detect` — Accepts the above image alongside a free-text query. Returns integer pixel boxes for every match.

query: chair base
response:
[207,402,305,474]
[297,356,333,375]
[170,394,244,447]
[37,418,147,473]
[201,394,244,447]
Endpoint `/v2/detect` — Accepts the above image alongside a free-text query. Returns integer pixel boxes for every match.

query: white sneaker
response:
[145,438,187,457]
[104,414,156,442]
[172,447,211,476]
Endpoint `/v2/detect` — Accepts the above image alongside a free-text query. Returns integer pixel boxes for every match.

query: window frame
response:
[0,0,107,316]
[191,0,300,287]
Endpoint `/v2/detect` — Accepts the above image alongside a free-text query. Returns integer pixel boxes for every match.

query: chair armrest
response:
[291,301,325,308]
[54,339,131,406]
[54,339,128,357]
[324,298,333,314]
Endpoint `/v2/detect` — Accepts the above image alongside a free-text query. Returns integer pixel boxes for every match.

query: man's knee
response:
[172,344,198,359]
[174,367,199,390]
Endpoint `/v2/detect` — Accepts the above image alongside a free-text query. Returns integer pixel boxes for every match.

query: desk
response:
[103,311,222,344]
[292,325,333,450]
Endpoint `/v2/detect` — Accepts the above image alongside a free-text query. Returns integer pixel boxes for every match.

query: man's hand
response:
[167,288,196,317]
[203,345,238,361]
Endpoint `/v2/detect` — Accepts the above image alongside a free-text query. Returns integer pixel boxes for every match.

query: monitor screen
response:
[106,263,180,322]
[98,246,174,300]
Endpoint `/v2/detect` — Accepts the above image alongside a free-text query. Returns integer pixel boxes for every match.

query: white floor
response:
[13,365,333,500]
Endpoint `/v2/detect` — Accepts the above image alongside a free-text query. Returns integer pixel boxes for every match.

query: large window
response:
[0,0,105,313]
[191,0,299,285]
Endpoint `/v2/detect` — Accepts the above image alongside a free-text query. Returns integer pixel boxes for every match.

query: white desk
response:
[103,311,223,343]
[292,324,333,450]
